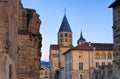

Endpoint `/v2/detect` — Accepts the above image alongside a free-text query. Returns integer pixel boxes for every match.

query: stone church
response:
[49,14,73,79]
[49,12,113,79]
[0,0,42,79]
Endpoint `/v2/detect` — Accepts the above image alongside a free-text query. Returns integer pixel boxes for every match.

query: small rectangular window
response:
[65,33,68,37]
[102,62,105,66]
[96,62,99,68]
[79,62,83,70]
[60,34,63,37]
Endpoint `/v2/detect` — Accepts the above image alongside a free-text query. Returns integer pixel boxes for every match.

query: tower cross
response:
[64,8,67,15]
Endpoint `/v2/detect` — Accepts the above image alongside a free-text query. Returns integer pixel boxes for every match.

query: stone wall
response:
[0,0,42,79]
[0,53,16,79]
[111,1,120,79]
[17,2,42,79]
[0,0,18,79]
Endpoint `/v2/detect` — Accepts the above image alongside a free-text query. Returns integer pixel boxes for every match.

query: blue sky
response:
[22,0,115,61]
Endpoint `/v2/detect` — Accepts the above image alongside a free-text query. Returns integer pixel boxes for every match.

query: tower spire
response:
[58,13,72,33]
[58,14,72,46]
[77,30,86,45]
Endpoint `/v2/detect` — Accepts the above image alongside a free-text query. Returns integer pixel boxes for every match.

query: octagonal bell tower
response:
[58,14,72,47]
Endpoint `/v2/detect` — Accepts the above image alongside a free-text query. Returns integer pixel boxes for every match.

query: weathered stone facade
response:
[17,0,42,79]
[63,41,113,79]
[0,0,18,79]
[109,0,120,79]
[0,0,42,79]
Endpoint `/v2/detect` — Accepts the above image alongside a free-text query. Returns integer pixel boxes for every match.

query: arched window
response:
[95,52,100,59]
[80,74,83,79]
[101,52,106,59]
[107,52,112,59]
[65,33,68,37]
[60,34,63,37]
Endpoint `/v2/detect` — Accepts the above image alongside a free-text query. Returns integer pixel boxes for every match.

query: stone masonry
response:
[0,0,18,79]
[109,0,120,79]
[17,0,42,79]
[0,0,42,79]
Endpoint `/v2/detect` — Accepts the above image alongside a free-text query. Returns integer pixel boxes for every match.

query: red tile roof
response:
[72,43,113,50]
[72,43,93,50]
[91,43,113,50]
[63,42,113,55]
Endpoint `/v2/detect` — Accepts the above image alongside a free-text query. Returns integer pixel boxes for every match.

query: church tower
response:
[49,14,73,79]
[58,14,72,47]
[77,31,86,45]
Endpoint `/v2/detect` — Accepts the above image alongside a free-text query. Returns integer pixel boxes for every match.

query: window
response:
[65,39,67,42]
[102,62,105,66]
[107,52,112,59]
[101,52,106,59]
[65,33,68,37]
[45,71,47,75]
[79,62,83,70]
[80,74,83,79]
[70,34,72,37]
[79,51,83,58]
[9,64,12,78]
[96,62,99,68]
[53,54,59,58]
[95,52,100,59]
[60,34,63,37]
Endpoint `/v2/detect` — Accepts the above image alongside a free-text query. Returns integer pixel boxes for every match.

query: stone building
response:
[63,34,113,79]
[49,13,113,79]
[0,0,42,79]
[49,14,73,79]
[40,65,50,79]
[109,0,120,79]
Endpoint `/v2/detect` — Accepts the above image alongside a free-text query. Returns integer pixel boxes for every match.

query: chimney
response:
[89,42,91,46]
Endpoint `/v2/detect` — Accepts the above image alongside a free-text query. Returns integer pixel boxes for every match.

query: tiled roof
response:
[50,44,59,50]
[109,0,120,8]
[58,15,72,33]
[91,43,113,50]
[63,42,113,55]
[72,43,113,50]
[72,43,92,50]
